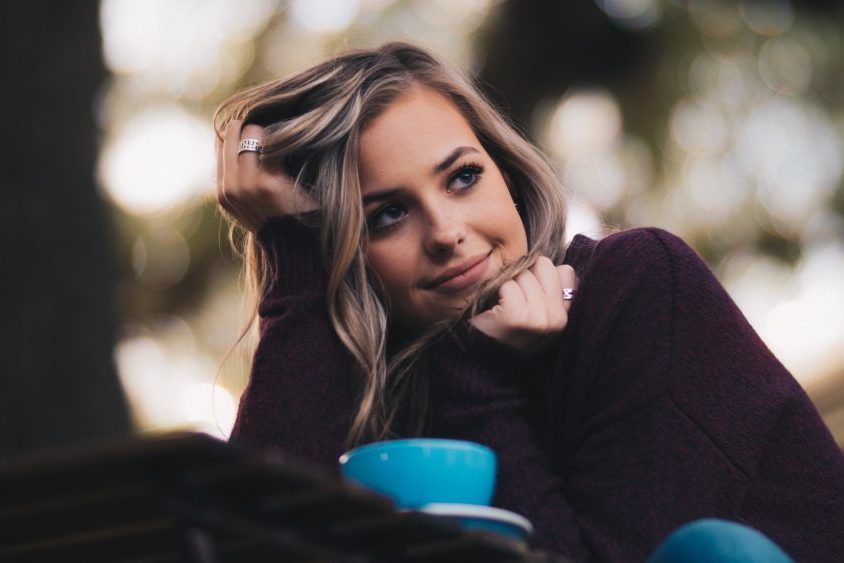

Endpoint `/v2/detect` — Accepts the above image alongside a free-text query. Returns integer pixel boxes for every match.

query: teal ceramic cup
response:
[647,519,794,563]
[338,438,497,509]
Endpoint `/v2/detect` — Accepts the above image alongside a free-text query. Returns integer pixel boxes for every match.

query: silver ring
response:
[562,288,575,301]
[237,138,262,154]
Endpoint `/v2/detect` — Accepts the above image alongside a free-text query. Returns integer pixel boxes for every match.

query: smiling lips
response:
[424,252,491,293]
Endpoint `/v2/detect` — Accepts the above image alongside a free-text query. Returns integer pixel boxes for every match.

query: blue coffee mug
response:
[339,438,497,509]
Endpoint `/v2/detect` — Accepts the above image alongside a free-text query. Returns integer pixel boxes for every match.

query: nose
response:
[423,206,465,257]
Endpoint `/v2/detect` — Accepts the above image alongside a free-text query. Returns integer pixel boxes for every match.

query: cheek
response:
[366,242,415,297]
[475,196,528,258]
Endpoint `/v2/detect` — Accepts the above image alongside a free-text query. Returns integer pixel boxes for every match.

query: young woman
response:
[214,42,844,561]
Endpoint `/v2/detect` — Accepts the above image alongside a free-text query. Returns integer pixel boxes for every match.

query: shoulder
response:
[553,228,703,427]
[600,226,692,256]
[566,227,712,299]
[570,227,700,267]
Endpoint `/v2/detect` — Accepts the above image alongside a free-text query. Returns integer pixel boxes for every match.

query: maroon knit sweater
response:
[231,215,844,562]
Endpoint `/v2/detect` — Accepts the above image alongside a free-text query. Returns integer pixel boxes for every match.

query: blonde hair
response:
[214,42,567,448]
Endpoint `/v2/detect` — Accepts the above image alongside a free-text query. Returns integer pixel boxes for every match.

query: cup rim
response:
[339,438,495,464]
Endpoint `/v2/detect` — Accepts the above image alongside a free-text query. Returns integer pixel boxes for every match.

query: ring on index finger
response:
[238,138,262,155]
[562,288,576,301]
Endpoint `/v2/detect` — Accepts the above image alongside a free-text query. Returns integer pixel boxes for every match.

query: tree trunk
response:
[0,1,131,457]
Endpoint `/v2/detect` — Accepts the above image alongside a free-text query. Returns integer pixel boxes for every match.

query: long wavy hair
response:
[214,42,568,448]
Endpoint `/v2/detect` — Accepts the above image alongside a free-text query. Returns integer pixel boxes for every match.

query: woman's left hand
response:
[469,257,576,354]
[216,120,318,232]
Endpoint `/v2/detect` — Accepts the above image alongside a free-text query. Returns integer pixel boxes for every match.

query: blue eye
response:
[368,203,406,232]
[449,163,483,192]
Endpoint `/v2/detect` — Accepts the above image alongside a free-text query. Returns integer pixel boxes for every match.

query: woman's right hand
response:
[216,119,318,232]
[469,257,576,355]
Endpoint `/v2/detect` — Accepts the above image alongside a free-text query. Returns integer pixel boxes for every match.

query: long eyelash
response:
[450,161,484,188]
[458,161,484,175]
[367,204,404,235]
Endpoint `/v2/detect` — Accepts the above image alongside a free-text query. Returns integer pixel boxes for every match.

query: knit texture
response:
[231,216,844,562]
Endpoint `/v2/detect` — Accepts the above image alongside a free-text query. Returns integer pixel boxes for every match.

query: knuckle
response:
[521,274,536,287]
[222,120,241,137]
[241,124,264,138]
[553,310,569,330]
[501,279,519,292]
[536,256,554,269]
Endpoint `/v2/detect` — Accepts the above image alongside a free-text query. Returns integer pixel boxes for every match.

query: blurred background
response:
[3,0,844,458]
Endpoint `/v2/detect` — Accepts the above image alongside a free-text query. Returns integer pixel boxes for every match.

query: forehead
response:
[358,86,478,187]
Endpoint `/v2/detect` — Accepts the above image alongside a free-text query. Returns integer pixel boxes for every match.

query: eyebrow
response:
[433,146,479,174]
[362,146,480,206]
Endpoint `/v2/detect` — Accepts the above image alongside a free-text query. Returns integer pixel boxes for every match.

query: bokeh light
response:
[98,105,215,215]
[547,89,623,161]
[758,36,812,95]
[291,0,360,33]
[740,0,793,37]
[735,98,841,223]
[596,0,663,30]
[133,224,192,289]
[101,0,274,97]
[670,98,730,155]
[182,382,237,438]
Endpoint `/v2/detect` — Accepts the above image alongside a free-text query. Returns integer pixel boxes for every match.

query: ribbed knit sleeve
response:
[229,215,355,477]
[255,213,326,300]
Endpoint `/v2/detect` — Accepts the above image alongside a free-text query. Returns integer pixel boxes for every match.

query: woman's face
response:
[359,85,528,330]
